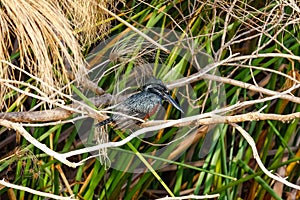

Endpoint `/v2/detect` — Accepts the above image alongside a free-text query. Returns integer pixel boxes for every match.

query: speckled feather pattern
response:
[111,91,162,126]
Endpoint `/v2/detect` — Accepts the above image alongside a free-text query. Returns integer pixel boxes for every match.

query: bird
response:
[96,78,183,128]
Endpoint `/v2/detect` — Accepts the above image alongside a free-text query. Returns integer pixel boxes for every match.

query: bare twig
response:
[0,119,77,168]
[0,179,75,200]
[0,94,112,123]
[168,70,300,104]
[231,123,300,190]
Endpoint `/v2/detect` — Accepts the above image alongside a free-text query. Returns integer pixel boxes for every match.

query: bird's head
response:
[143,78,184,113]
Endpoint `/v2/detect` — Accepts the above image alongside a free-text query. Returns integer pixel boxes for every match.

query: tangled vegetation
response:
[0,0,300,199]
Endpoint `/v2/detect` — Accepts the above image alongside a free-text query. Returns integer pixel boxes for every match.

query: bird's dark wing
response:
[120,92,161,117]
[112,92,162,129]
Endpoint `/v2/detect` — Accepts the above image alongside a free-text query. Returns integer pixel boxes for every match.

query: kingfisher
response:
[96,78,183,128]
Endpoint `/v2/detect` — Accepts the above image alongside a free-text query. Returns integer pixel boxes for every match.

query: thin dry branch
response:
[168,60,300,104]
[0,94,112,122]
[145,111,300,127]
[231,123,300,190]
[0,119,77,168]
[0,179,74,200]
[0,108,72,123]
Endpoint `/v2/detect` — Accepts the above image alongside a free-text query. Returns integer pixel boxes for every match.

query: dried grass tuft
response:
[0,0,112,110]
[60,0,113,45]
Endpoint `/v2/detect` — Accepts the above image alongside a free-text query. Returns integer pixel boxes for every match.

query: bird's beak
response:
[164,94,184,113]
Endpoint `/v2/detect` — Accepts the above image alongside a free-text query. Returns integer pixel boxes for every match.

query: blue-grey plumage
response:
[96,78,183,128]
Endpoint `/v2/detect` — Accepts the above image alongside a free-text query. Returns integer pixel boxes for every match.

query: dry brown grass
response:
[60,0,112,45]
[0,0,112,110]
